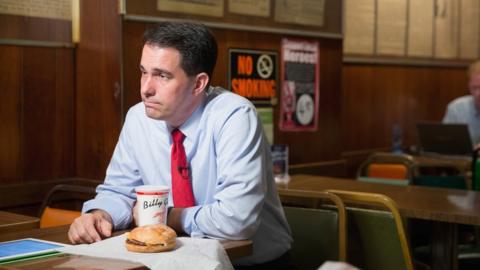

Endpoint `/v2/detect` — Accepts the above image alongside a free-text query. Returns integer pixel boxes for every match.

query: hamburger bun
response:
[125,224,177,253]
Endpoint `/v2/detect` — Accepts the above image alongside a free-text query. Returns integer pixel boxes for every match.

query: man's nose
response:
[141,76,155,97]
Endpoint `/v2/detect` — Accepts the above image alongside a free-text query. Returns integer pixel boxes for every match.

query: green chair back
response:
[284,207,340,270]
[327,190,413,270]
[357,176,409,186]
[413,175,466,190]
[347,207,408,270]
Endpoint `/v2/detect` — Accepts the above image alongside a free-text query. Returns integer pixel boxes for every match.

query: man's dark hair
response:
[143,21,218,80]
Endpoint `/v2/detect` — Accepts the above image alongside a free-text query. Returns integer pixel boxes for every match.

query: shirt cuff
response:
[181,205,204,237]
[82,197,133,230]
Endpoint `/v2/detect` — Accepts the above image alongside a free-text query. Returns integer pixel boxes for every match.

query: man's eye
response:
[157,73,171,80]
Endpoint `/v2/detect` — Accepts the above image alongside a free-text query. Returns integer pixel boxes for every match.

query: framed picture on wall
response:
[279,38,319,132]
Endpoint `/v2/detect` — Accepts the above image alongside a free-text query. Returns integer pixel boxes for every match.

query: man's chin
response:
[144,108,164,120]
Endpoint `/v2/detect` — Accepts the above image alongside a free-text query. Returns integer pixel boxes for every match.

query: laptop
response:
[416,123,473,157]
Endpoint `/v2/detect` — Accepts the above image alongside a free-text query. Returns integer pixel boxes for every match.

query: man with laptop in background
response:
[443,60,480,148]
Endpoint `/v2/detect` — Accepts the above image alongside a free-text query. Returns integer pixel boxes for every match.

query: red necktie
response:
[171,129,195,207]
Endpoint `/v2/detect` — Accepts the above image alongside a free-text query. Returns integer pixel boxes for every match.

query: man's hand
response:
[68,209,113,244]
[132,201,138,226]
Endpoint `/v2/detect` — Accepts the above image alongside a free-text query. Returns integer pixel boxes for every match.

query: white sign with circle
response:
[295,94,314,125]
[257,54,274,79]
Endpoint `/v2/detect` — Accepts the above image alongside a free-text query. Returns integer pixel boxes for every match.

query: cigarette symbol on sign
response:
[257,54,273,79]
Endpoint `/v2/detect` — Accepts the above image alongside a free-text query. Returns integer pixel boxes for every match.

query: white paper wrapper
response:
[59,234,234,270]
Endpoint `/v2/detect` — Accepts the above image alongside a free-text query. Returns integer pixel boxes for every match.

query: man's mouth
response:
[144,101,160,108]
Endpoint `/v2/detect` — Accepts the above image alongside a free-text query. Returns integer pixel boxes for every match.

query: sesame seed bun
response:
[125,224,177,253]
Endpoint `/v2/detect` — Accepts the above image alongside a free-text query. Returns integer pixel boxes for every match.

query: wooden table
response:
[0,225,253,269]
[278,174,480,270]
[0,211,39,234]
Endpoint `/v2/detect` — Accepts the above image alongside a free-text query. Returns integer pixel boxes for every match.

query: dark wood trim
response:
[289,159,347,178]
[0,178,100,216]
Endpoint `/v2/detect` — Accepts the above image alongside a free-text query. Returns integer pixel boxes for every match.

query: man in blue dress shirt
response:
[67,21,292,267]
[443,60,480,147]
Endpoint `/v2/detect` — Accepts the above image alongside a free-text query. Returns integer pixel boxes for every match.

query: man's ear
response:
[193,72,209,96]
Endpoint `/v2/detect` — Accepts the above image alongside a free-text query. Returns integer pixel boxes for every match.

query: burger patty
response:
[126,239,147,246]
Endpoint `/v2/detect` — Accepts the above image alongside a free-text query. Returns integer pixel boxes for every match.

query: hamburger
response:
[125,224,177,252]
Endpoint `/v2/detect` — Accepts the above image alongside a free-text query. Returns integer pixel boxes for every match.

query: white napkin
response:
[448,193,475,210]
[58,233,234,270]
[318,261,360,270]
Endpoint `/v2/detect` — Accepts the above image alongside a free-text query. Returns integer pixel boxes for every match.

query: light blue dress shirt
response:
[83,87,292,265]
[443,95,480,145]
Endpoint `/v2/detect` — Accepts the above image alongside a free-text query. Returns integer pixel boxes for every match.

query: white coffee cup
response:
[135,185,169,226]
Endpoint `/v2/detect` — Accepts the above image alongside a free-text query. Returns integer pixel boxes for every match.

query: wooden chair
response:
[38,184,96,228]
[411,162,479,268]
[280,190,346,269]
[357,152,415,186]
[328,189,414,270]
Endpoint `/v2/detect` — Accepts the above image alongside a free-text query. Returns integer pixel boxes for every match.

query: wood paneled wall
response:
[0,12,74,183]
[75,0,122,180]
[122,21,343,167]
[342,64,468,152]
[0,45,75,183]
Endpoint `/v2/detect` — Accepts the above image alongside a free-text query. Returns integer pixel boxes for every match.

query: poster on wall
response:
[0,0,71,20]
[274,0,325,27]
[228,0,270,17]
[157,0,224,17]
[228,49,278,105]
[279,38,319,132]
[344,0,375,55]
